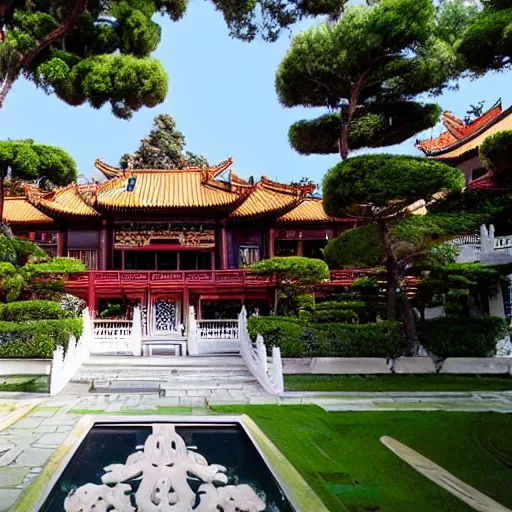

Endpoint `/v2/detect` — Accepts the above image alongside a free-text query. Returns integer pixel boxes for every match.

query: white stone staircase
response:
[71,355,270,401]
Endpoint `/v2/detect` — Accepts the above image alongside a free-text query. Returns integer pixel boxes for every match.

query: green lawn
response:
[213,405,512,512]
[0,375,49,393]
[285,374,512,392]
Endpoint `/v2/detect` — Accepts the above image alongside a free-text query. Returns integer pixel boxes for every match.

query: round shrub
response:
[479,130,512,173]
[417,315,507,358]
[248,316,305,357]
[0,300,70,321]
[324,225,382,269]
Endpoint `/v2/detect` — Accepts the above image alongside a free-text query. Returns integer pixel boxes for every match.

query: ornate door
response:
[153,299,178,334]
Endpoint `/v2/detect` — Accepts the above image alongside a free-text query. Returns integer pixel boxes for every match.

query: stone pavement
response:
[0,389,511,510]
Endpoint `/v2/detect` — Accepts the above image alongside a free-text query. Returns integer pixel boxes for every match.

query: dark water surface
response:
[41,423,294,511]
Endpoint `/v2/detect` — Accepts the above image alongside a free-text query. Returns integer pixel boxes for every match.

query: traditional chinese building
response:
[3,158,356,341]
[416,100,512,185]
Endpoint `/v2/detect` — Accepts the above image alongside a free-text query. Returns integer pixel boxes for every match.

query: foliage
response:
[275,0,467,159]
[418,315,507,357]
[119,114,208,170]
[323,154,465,213]
[100,303,124,318]
[458,0,512,74]
[324,225,382,268]
[315,300,366,311]
[0,318,83,358]
[479,130,512,173]
[210,0,346,42]
[60,294,86,317]
[312,309,359,324]
[251,257,329,313]
[0,235,48,265]
[0,140,77,183]
[351,277,381,295]
[288,103,442,155]
[247,316,406,357]
[0,300,70,321]
[0,0,186,117]
[247,316,305,357]
[25,257,87,274]
[0,141,77,220]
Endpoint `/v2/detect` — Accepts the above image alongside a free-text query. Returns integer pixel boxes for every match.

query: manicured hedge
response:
[248,317,305,357]
[418,315,507,358]
[248,316,406,358]
[315,300,366,311]
[0,318,83,358]
[313,322,406,357]
[312,309,359,324]
[0,300,70,321]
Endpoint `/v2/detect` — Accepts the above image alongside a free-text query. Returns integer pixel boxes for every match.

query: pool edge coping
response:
[11,414,329,512]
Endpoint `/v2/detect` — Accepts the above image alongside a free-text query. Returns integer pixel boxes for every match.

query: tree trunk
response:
[377,220,398,320]
[400,293,420,356]
[0,174,4,223]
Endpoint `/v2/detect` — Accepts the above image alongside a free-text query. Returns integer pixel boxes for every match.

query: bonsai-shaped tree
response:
[323,154,465,354]
[275,0,469,159]
[119,114,208,170]
[0,140,77,225]
[250,257,330,315]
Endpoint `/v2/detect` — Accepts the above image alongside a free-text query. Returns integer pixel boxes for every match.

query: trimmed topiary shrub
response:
[248,316,305,357]
[0,300,70,321]
[0,236,17,264]
[0,318,83,358]
[312,309,359,324]
[418,315,507,358]
[315,300,366,311]
[312,322,406,357]
[324,224,382,269]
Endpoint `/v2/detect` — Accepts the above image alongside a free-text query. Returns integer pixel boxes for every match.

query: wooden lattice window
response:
[238,245,260,267]
[67,250,98,270]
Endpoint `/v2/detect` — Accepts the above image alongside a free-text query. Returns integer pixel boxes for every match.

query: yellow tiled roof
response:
[231,178,314,219]
[431,107,512,160]
[25,185,101,219]
[277,199,336,223]
[3,197,53,224]
[95,168,243,212]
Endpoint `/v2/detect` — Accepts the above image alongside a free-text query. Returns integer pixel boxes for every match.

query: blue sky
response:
[0,1,510,186]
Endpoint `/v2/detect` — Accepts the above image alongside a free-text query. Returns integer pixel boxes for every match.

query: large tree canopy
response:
[0,0,351,116]
[275,0,471,159]
[458,0,512,74]
[119,114,208,169]
[0,140,77,221]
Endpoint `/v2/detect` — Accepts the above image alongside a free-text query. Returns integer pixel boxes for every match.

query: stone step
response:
[75,374,257,383]
[72,370,253,381]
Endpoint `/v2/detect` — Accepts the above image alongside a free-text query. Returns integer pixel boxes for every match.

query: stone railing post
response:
[271,346,284,394]
[188,306,198,355]
[131,306,142,356]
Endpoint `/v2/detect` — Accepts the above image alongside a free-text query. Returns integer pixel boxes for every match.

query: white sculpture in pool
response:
[63,424,266,512]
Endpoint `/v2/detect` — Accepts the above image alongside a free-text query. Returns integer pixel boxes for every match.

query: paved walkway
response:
[0,389,511,510]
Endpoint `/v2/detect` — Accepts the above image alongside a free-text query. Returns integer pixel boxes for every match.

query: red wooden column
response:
[220,221,229,270]
[87,273,96,314]
[183,288,190,324]
[297,240,304,257]
[268,228,276,258]
[57,230,66,257]
[99,220,111,270]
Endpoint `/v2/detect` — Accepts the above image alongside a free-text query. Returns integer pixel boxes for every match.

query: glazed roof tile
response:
[94,161,243,212]
[416,101,509,158]
[25,185,101,219]
[277,198,339,223]
[431,108,512,160]
[230,178,315,220]
[3,196,53,224]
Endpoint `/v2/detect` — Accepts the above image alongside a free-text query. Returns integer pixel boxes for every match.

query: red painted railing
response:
[66,268,382,286]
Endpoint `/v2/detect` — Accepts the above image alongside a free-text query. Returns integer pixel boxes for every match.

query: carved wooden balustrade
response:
[93,319,132,339]
[66,268,378,287]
